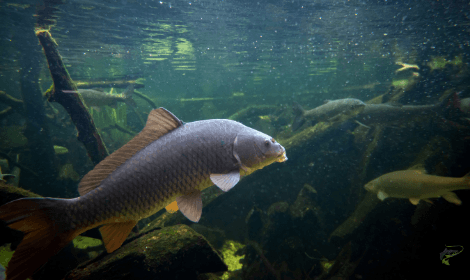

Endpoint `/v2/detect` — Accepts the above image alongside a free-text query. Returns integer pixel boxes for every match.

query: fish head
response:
[364,178,379,192]
[233,129,287,172]
[344,99,366,115]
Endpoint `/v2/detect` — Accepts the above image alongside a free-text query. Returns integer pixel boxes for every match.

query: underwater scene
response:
[1,0,470,279]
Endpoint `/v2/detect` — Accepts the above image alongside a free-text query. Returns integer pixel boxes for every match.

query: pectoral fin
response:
[377,191,388,201]
[409,198,420,205]
[210,171,240,192]
[176,190,202,222]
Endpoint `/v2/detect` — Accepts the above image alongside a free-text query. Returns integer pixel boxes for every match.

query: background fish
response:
[352,93,460,127]
[364,170,470,205]
[64,85,135,110]
[292,98,366,131]
[0,108,287,280]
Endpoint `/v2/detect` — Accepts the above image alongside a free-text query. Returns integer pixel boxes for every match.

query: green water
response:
[1,0,469,279]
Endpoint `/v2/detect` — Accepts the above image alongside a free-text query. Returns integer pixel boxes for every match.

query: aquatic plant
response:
[0,246,13,268]
[427,55,463,71]
[221,240,245,274]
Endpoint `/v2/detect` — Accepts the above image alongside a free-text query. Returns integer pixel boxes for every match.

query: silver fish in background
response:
[0,108,287,280]
[63,85,135,111]
[353,93,460,127]
[365,170,470,205]
[292,98,366,130]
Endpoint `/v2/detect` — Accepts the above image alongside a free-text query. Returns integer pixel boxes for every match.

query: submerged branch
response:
[134,90,157,109]
[0,107,14,119]
[0,91,24,113]
[36,29,109,165]
[75,80,145,89]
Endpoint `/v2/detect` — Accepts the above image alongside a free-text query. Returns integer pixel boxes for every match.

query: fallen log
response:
[36,29,108,165]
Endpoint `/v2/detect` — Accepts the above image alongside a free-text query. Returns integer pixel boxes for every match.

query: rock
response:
[190,224,226,250]
[65,225,227,280]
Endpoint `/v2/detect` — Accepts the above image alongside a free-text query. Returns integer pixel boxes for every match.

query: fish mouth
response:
[276,148,288,162]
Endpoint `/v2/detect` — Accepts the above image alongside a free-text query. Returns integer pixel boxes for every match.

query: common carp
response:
[0,108,287,280]
[364,170,470,205]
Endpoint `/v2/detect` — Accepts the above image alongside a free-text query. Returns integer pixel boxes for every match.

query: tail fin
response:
[0,198,77,280]
[123,85,136,107]
[292,102,306,131]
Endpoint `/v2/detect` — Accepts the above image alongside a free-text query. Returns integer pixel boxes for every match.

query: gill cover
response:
[233,131,280,171]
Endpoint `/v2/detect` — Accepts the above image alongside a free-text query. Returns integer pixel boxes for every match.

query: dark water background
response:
[1,0,470,279]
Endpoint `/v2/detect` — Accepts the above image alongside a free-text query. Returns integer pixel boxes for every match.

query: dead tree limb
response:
[36,29,108,165]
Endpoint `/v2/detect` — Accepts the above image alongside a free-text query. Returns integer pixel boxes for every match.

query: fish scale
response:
[68,121,232,227]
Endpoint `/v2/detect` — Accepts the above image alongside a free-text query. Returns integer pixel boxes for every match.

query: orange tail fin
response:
[0,198,77,280]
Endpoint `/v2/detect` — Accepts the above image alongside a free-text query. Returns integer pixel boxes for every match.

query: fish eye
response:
[264,139,270,146]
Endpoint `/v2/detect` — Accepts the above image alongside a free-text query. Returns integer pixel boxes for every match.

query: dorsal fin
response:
[78,108,183,196]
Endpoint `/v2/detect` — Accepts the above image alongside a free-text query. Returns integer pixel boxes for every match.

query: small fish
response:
[292,98,366,131]
[341,82,381,91]
[0,108,287,280]
[63,85,135,111]
[364,170,470,205]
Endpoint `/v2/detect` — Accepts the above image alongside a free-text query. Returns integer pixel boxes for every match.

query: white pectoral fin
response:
[377,191,388,201]
[176,190,203,222]
[210,171,240,192]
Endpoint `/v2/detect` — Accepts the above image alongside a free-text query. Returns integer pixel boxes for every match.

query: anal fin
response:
[99,221,137,253]
[176,190,202,222]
